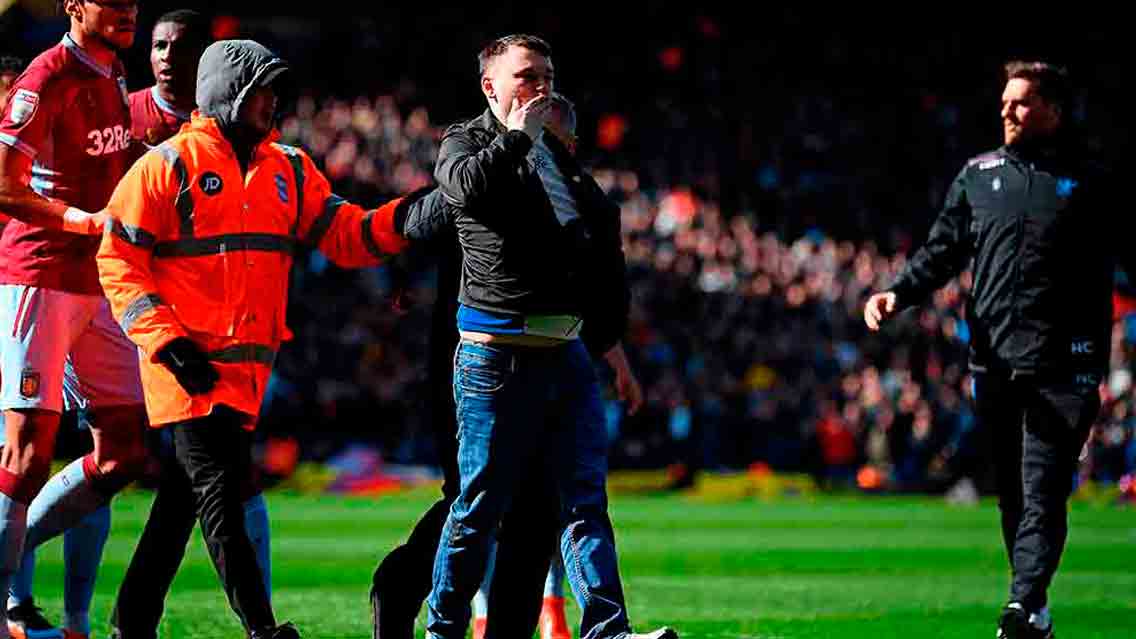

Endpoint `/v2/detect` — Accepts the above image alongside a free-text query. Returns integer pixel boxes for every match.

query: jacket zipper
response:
[1009,161,1032,379]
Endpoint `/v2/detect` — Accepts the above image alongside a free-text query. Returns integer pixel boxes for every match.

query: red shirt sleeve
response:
[0,65,60,160]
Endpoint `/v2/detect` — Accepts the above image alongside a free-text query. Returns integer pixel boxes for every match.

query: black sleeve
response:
[393,186,456,242]
[387,187,459,317]
[889,167,973,309]
[580,173,629,356]
[433,123,532,210]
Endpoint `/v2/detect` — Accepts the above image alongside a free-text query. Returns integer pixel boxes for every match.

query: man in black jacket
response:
[374,83,644,639]
[864,61,1128,639]
[419,34,672,639]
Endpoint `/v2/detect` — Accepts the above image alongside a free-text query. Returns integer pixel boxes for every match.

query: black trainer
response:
[250,622,300,639]
[627,629,679,639]
[997,605,1055,639]
[6,601,64,639]
[370,560,416,639]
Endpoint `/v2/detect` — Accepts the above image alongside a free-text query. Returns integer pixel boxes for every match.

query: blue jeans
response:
[426,339,630,639]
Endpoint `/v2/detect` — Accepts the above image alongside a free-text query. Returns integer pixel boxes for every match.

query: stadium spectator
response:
[260,33,1135,492]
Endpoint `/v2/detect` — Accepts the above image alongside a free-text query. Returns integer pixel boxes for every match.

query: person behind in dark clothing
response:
[367,203,461,639]
[372,91,643,639]
[865,60,1127,639]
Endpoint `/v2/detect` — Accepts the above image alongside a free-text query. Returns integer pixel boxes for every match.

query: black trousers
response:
[484,471,560,639]
[148,406,274,634]
[369,402,459,639]
[112,426,265,638]
[110,429,196,639]
[973,372,1098,611]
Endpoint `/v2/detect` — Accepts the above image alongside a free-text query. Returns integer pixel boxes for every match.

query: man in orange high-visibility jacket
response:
[95,39,424,639]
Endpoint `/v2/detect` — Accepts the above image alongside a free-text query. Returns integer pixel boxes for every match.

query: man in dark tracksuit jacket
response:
[865,61,1129,639]
[372,86,642,639]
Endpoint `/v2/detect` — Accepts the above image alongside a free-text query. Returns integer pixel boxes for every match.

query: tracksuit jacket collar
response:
[1003,132,1072,167]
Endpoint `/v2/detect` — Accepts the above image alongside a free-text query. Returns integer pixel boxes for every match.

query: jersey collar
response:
[61,34,115,79]
[151,86,193,122]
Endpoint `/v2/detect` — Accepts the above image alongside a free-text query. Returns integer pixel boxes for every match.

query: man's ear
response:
[62,0,81,20]
[481,76,496,103]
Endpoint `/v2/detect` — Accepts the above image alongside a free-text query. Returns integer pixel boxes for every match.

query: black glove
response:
[157,337,220,395]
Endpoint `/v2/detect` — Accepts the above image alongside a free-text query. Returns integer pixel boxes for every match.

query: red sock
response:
[0,466,46,504]
[82,454,132,496]
[540,596,571,639]
[472,615,488,639]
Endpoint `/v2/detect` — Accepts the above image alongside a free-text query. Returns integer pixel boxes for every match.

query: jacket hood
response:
[196,40,289,130]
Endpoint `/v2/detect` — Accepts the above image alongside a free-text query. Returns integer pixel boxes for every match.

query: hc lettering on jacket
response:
[1075,373,1101,387]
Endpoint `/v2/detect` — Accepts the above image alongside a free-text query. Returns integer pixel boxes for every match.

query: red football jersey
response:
[129,85,190,149]
[0,35,133,295]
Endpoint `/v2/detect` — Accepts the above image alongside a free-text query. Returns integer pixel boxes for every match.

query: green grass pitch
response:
[25,489,1136,638]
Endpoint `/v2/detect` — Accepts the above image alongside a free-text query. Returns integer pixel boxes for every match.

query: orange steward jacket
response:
[97,113,409,426]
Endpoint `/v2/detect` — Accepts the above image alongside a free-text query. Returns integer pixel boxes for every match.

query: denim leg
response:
[426,342,547,639]
[555,342,630,639]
